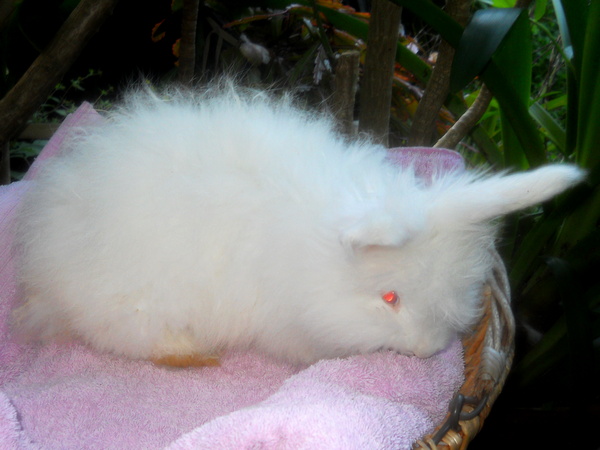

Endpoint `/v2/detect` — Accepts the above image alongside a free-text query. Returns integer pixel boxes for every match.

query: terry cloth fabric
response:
[0,103,465,449]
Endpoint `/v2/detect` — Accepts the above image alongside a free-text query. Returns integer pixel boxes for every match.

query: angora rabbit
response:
[12,86,584,366]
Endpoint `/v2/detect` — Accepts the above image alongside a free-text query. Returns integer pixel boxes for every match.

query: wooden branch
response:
[407,0,470,147]
[0,0,120,185]
[434,84,493,149]
[407,37,454,146]
[178,0,200,85]
[330,50,360,139]
[357,0,402,147]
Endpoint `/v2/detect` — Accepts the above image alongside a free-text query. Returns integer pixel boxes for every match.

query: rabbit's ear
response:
[339,210,424,251]
[434,165,585,224]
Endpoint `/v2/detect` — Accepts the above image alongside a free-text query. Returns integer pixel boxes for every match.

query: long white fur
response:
[12,86,585,363]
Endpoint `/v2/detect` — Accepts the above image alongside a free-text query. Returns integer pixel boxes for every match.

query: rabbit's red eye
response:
[381,291,399,305]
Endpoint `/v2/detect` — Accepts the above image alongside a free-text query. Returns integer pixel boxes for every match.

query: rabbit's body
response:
[12,88,584,364]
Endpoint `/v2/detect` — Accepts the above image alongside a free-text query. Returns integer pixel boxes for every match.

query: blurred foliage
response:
[31,69,115,122]
[7,68,114,180]
[397,0,599,433]
[150,0,453,144]
[9,139,46,180]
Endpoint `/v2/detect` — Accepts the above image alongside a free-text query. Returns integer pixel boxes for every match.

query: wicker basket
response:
[415,250,515,449]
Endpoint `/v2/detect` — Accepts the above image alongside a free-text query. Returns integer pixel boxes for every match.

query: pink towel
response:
[386,146,465,182]
[0,104,464,449]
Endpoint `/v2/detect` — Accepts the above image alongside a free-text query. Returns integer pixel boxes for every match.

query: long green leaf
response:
[576,0,600,167]
[513,316,568,386]
[529,102,566,155]
[551,0,574,61]
[556,0,588,72]
[494,9,532,168]
[288,42,320,85]
[554,0,587,156]
[449,8,522,93]
[553,176,600,251]
[470,126,504,166]
[510,164,599,288]
[564,68,579,156]
[482,60,546,167]
[533,0,548,21]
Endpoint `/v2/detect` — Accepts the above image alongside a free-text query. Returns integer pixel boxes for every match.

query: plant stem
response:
[330,50,360,139]
[178,0,200,85]
[435,85,493,150]
[357,0,402,146]
[407,0,470,147]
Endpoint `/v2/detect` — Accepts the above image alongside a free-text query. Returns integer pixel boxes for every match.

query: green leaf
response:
[449,8,522,93]
[533,0,548,21]
[514,316,568,386]
[288,42,319,85]
[529,102,566,155]
[556,0,589,71]
[470,126,504,166]
[171,0,183,12]
[551,0,574,61]
[481,62,546,167]
[544,94,568,110]
[510,165,600,288]
[483,0,517,7]
[493,9,533,168]
[576,0,600,167]
[553,170,600,251]
[553,0,589,159]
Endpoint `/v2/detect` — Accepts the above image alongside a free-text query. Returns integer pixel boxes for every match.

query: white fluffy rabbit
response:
[12,86,584,366]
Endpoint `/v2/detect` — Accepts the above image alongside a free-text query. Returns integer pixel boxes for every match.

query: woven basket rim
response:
[415,250,515,449]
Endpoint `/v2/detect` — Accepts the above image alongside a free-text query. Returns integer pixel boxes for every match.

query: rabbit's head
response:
[306,164,584,359]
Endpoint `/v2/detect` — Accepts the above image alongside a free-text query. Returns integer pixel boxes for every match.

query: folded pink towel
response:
[0,103,464,449]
